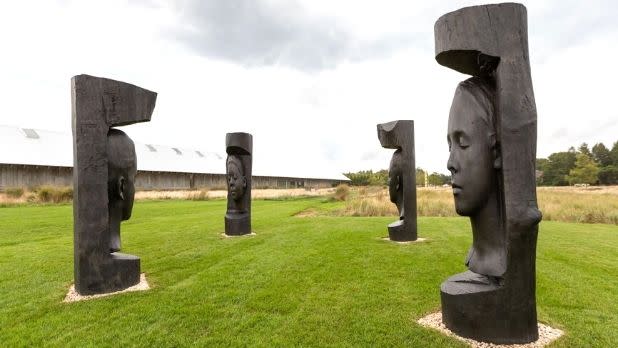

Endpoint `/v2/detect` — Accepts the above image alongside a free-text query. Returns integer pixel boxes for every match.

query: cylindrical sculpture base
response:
[387,219,416,242]
[225,213,251,236]
[440,271,538,344]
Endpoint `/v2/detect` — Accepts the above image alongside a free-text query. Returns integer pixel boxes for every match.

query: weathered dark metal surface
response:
[377,120,417,241]
[435,3,542,344]
[72,74,156,295]
[225,132,253,236]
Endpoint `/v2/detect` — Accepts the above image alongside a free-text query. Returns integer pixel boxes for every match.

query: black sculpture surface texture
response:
[377,120,417,241]
[435,3,542,344]
[72,74,157,295]
[225,132,253,236]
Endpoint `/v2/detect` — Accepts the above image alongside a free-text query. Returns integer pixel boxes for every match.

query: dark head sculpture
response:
[388,149,404,219]
[226,155,247,202]
[435,4,541,343]
[448,77,500,217]
[377,120,417,241]
[447,75,505,278]
[72,74,155,295]
[107,128,137,252]
[224,132,253,236]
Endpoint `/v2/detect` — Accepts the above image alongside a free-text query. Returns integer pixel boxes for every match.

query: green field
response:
[1,199,617,347]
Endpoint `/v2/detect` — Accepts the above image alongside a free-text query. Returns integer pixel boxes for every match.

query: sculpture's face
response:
[227,159,246,201]
[388,151,403,204]
[107,130,137,221]
[121,160,137,220]
[447,87,496,216]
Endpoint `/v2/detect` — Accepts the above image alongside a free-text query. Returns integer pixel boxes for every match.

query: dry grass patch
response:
[333,186,618,224]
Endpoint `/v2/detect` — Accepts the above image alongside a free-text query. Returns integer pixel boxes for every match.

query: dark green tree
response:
[535,158,549,185]
[611,141,618,166]
[370,169,389,186]
[598,165,618,185]
[592,143,612,167]
[427,172,451,186]
[578,143,592,157]
[416,168,427,187]
[567,153,599,185]
[344,170,373,186]
[542,151,577,186]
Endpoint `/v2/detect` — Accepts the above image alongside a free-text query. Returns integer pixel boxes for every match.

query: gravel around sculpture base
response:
[64,274,150,302]
[418,312,563,348]
[381,237,426,244]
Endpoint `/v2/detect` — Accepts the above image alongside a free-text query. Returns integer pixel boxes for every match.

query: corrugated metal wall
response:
[0,164,343,190]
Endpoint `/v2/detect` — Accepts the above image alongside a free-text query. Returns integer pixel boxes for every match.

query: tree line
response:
[346,140,618,187]
[344,169,451,187]
[536,141,618,186]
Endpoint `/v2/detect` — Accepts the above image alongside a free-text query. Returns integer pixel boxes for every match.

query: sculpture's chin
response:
[453,199,473,217]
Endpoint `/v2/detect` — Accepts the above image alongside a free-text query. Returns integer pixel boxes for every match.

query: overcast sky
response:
[1,0,617,176]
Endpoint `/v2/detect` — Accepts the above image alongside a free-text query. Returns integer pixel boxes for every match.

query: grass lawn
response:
[0,198,617,347]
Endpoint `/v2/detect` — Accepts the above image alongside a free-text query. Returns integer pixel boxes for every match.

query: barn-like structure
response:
[0,126,350,190]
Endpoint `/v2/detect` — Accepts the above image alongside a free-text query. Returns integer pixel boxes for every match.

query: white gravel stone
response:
[220,232,256,238]
[417,311,563,347]
[381,237,427,244]
[63,273,150,303]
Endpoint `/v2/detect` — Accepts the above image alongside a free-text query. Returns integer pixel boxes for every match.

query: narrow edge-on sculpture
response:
[72,74,157,295]
[225,132,253,236]
[435,3,542,344]
[377,120,417,241]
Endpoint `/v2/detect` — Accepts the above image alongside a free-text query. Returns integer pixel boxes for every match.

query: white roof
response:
[0,125,349,181]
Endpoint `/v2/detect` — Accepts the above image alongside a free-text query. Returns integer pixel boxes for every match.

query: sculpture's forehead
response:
[448,89,488,134]
[227,160,243,173]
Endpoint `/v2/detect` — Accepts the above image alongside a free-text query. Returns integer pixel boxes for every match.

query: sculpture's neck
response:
[470,188,501,235]
[468,185,506,277]
[108,202,122,253]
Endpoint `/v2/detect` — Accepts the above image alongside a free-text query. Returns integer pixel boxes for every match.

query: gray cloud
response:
[164,0,425,71]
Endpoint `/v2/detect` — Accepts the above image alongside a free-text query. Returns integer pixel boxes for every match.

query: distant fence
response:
[0,164,344,190]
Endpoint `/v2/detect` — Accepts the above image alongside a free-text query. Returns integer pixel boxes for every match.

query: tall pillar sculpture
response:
[225,132,253,236]
[435,3,542,344]
[377,120,417,241]
[72,74,157,295]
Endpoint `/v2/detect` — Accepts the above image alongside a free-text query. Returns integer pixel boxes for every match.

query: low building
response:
[0,126,349,190]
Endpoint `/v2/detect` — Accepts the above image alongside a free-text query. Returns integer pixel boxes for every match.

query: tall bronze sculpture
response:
[377,120,417,241]
[225,132,253,236]
[72,74,157,295]
[435,3,542,344]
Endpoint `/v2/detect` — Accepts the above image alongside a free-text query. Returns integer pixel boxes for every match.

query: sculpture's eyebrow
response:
[449,129,465,138]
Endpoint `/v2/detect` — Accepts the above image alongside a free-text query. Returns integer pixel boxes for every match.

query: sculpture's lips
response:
[452,183,462,195]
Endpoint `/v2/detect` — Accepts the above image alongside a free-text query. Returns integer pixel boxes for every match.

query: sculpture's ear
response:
[117,177,126,200]
[396,174,402,191]
[489,133,502,169]
[242,175,247,188]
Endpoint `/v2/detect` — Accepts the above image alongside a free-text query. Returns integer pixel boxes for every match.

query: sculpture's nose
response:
[447,151,457,174]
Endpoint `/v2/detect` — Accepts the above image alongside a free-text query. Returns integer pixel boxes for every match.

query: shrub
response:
[190,188,210,201]
[35,186,73,203]
[332,184,350,201]
[5,187,24,198]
